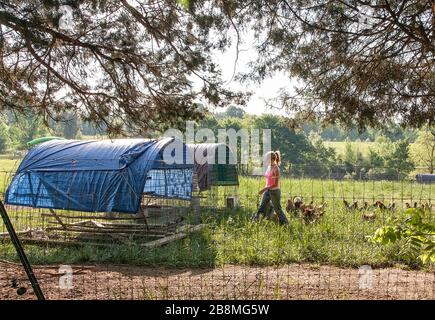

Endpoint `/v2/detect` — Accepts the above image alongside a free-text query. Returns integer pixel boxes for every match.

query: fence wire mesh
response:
[0,170,433,300]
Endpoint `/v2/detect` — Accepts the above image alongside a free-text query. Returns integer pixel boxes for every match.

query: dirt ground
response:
[0,261,434,300]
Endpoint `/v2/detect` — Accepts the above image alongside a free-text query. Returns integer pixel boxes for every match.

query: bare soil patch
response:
[1,262,433,300]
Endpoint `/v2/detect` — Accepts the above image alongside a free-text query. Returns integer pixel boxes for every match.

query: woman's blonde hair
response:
[265,150,281,165]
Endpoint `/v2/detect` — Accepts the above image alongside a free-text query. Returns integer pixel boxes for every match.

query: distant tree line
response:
[0,110,104,151]
[202,106,434,180]
[1,105,433,180]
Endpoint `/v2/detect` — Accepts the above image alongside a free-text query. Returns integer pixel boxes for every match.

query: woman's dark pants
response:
[252,189,288,225]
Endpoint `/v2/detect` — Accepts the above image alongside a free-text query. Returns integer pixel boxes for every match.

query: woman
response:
[252,150,289,225]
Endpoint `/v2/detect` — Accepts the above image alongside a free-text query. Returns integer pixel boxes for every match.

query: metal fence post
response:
[0,200,45,300]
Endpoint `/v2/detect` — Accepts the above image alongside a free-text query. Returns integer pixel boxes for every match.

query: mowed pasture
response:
[323,141,375,157]
[0,155,433,271]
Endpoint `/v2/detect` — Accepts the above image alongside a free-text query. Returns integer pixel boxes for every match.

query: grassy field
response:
[0,157,20,193]
[1,173,433,270]
[323,141,374,157]
[0,157,20,172]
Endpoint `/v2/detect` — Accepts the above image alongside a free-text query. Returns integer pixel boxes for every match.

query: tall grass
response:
[0,205,420,268]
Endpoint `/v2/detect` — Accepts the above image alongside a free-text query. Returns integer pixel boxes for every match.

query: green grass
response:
[1,176,433,270]
[0,205,422,269]
[0,157,20,172]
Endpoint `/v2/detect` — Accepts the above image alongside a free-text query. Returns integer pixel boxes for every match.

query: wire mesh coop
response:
[187,143,240,211]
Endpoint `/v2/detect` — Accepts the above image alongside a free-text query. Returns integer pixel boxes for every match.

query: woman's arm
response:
[259,186,268,195]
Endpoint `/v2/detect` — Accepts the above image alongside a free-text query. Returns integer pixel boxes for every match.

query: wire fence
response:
[0,170,434,300]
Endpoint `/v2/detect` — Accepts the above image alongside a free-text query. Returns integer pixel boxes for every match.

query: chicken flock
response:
[285,197,326,224]
[273,197,433,224]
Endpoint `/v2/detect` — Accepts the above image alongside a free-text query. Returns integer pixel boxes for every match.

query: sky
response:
[210,35,294,116]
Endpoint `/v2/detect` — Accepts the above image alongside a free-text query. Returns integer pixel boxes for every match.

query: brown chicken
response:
[302,207,317,223]
[288,198,327,223]
[374,200,387,210]
[343,199,358,211]
[286,198,295,213]
[286,198,300,217]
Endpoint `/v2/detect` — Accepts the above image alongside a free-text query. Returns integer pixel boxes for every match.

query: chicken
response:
[343,199,358,211]
[315,202,327,216]
[359,201,369,211]
[350,201,358,210]
[286,198,295,213]
[286,198,299,217]
[363,212,376,221]
[286,198,327,223]
[374,200,387,210]
[294,197,303,210]
[405,202,411,209]
[302,201,327,223]
[303,207,315,215]
[386,202,395,211]
[302,207,317,223]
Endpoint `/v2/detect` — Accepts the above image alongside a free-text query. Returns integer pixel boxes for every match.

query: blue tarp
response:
[5,138,191,213]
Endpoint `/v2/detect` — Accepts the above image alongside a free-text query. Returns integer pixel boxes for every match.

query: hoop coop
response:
[3,138,240,246]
